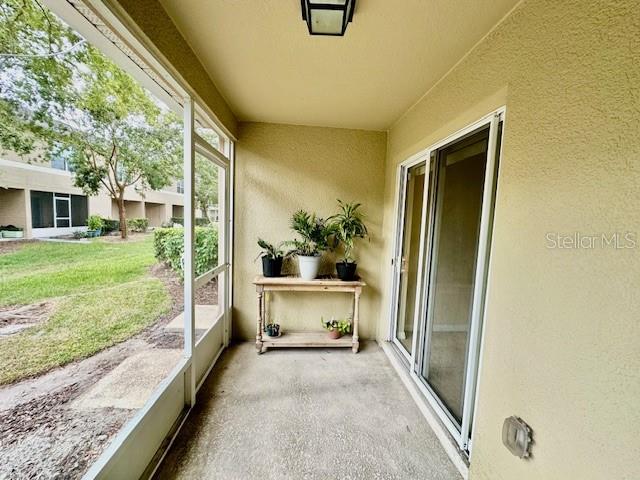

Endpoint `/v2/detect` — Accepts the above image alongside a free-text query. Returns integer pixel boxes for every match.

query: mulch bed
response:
[0,240,34,255]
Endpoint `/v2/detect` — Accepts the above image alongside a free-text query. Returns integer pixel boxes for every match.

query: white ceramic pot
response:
[297,255,321,280]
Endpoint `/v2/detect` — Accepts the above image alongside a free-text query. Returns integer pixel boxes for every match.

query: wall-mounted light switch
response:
[502,416,533,458]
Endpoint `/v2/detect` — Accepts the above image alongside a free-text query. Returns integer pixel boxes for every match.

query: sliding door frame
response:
[389,154,431,362]
[388,107,505,453]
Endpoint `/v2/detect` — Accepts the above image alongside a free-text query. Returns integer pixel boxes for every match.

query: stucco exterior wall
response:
[0,159,184,237]
[382,1,640,479]
[234,122,386,341]
[0,188,28,231]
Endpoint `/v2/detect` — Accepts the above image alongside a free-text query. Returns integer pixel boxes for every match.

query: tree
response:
[0,0,183,238]
[195,157,218,222]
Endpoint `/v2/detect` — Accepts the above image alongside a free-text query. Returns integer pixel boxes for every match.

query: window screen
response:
[30,191,54,228]
[71,195,88,227]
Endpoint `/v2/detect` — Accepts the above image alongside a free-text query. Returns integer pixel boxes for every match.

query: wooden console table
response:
[253,276,365,354]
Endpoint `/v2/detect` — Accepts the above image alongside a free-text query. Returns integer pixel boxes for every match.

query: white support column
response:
[226,141,234,345]
[183,97,196,407]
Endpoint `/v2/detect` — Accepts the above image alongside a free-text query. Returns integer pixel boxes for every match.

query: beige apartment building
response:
[0,150,184,238]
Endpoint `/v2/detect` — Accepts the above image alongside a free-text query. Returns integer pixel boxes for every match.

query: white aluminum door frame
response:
[388,107,505,453]
[53,193,71,228]
[389,154,431,362]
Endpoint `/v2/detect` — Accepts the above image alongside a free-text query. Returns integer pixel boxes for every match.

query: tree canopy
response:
[0,0,183,237]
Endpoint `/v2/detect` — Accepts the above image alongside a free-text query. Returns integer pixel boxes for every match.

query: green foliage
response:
[153,227,218,278]
[0,224,22,232]
[127,218,148,233]
[87,214,104,231]
[287,210,337,256]
[170,217,211,227]
[329,200,369,263]
[101,218,120,234]
[195,156,218,221]
[72,230,86,239]
[0,0,183,239]
[321,317,352,335]
[256,238,288,260]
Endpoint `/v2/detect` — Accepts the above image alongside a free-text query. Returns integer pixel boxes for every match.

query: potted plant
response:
[264,322,280,337]
[287,210,336,281]
[255,238,288,277]
[322,317,351,339]
[0,225,24,239]
[87,215,104,237]
[329,200,369,281]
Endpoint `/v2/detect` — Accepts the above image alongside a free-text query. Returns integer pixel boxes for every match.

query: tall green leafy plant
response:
[329,200,369,263]
[288,210,336,256]
[255,238,287,260]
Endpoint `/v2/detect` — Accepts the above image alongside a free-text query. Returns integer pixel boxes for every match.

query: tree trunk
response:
[117,193,128,239]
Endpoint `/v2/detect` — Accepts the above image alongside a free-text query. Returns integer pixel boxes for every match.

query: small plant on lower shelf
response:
[322,317,351,339]
[264,322,280,337]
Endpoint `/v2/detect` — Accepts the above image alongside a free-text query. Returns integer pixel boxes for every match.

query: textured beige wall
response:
[382,1,640,479]
[234,122,386,341]
[0,188,27,230]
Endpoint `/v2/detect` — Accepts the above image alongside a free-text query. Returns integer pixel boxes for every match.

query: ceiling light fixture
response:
[301,0,356,36]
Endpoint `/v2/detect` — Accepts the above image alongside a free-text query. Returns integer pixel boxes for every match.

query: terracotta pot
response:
[328,329,342,339]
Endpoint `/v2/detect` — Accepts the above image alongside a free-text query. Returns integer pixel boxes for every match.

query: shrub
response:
[72,230,87,239]
[87,215,104,231]
[0,225,22,231]
[153,226,218,278]
[170,217,211,227]
[101,218,120,234]
[127,218,149,233]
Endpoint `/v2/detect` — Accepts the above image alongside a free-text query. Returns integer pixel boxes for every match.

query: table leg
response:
[352,287,361,353]
[256,287,264,353]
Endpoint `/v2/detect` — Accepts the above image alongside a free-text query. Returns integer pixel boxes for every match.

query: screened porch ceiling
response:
[157,0,521,131]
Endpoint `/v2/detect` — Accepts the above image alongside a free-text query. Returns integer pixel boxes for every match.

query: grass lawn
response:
[0,236,171,385]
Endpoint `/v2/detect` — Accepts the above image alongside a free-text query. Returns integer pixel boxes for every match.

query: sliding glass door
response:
[393,161,427,357]
[391,110,504,451]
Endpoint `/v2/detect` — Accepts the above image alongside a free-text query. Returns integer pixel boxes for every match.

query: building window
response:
[50,147,74,171]
[30,191,88,228]
[71,195,88,226]
[31,191,54,228]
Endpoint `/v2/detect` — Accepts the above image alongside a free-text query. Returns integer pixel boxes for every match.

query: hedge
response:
[127,218,149,233]
[153,226,218,277]
[101,218,120,234]
[170,217,212,227]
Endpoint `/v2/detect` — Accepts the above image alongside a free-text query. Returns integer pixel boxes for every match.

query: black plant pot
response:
[262,256,283,277]
[265,323,280,337]
[336,262,357,281]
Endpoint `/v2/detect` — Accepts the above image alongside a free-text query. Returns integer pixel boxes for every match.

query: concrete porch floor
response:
[154,342,462,480]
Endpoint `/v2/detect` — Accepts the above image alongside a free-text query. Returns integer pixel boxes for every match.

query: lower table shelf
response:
[258,331,358,353]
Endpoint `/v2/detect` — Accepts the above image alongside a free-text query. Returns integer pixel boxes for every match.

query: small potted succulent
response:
[255,238,288,277]
[329,200,369,281]
[86,215,104,238]
[264,322,281,337]
[0,225,24,239]
[322,317,352,339]
[287,210,336,280]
